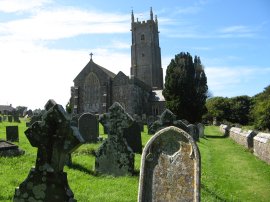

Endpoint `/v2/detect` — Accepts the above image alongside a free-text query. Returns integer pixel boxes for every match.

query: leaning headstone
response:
[0,140,24,157]
[13,99,84,202]
[188,124,199,141]
[6,126,19,142]
[138,126,201,202]
[197,123,205,138]
[8,115,13,122]
[123,121,142,154]
[78,112,99,143]
[95,102,134,176]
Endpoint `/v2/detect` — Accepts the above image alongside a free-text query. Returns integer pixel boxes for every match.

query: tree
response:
[251,85,270,131]
[162,52,208,123]
[227,96,252,125]
[204,96,230,122]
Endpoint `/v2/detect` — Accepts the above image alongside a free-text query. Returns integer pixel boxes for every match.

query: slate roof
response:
[74,59,116,82]
[0,105,15,112]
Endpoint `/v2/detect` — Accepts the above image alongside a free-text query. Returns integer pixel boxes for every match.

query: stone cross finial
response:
[14,100,84,201]
[90,52,93,60]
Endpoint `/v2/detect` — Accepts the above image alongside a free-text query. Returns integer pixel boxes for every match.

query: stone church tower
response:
[130,8,163,90]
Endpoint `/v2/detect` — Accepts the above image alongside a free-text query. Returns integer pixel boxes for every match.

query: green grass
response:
[1,120,270,201]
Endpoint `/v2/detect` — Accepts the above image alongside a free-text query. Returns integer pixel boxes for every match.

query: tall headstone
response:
[133,114,144,132]
[123,121,142,154]
[13,100,84,202]
[6,126,19,142]
[13,115,20,123]
[95,102,134,176]
[188,124,200,142]
[197,123,205,138]
[78,112,99,143]
[138,126,201,202]
[8,115,13,122]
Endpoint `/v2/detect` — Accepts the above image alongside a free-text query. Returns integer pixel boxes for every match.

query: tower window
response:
[142,53,145,57]
[141,34,145,40]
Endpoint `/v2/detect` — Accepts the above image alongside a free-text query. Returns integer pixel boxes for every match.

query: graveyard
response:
[0,115,270,201]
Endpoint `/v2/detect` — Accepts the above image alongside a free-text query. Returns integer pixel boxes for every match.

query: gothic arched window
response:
[84,72,100,113]
[141,34,145,40]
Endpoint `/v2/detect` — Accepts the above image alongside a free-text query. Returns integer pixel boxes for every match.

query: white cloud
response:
[0,0,52,13]
[0,8,130,41]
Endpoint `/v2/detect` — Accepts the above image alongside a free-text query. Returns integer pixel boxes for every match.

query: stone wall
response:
[253,132,270,164]
[219,124,270,165]
[229,127,256,149]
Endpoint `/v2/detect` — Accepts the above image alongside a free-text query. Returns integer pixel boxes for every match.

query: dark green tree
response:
[227,95,252,125]
[162,52,208,123]
[251,85,270,131]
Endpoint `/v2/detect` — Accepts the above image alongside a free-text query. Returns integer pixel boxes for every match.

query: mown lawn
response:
[0,120,270,201]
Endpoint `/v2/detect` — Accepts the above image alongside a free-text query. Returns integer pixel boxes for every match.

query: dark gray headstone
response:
[0,116,2,122]
[78,112,99,143]
[95,102,134,176]
[13,100,84,202]
[187,124,199,141]
[197,123,204,138]
[6,126,19,142]
[138,126,201,202]
[0,140,24,157]
[13,115,20,123]
[123,121,142,154]
[8,115,13,122]
[133,114,144,132]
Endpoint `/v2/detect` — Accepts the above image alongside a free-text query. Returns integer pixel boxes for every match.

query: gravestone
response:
[6,126,19,142]
[13,99,84,202]
[8,115,13,122]
[99,113,110,134]
[78,112,99,143]
[3,116,7,122]
[0,116,2,122]
[188,124,199,142]
[0,140,24,157]
[123,121,142,154]
[13,115,20,123]
[138,126,201,202]
[148,109,188,135]
[197,123,205,138]
[95,102,134,176]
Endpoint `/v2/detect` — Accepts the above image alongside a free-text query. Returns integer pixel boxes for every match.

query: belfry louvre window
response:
[141,34,145,40]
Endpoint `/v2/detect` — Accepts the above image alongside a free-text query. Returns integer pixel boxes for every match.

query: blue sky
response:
[0,0,269,109]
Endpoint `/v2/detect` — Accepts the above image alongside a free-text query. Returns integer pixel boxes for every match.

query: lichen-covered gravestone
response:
[13,100,84,202]
[138,126,201,202]
[6,126,19,142]
[95,102,134,176]
[78,112,99,143]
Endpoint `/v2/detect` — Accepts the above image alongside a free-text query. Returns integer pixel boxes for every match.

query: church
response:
[70,8,165,117]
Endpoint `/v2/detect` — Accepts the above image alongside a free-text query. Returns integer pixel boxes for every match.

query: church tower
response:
[130,8,163,90]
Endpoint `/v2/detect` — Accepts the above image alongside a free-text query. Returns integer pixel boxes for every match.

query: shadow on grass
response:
[68,162,100,176]
[204,134,228,139]
[201,184,229,201]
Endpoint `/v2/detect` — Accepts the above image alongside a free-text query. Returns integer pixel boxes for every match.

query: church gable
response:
[113,71,129,86]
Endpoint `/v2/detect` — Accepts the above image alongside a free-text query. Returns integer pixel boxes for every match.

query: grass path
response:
[199,126,270,201]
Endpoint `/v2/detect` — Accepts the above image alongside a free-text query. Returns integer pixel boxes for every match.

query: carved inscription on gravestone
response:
[138,126,201,202]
